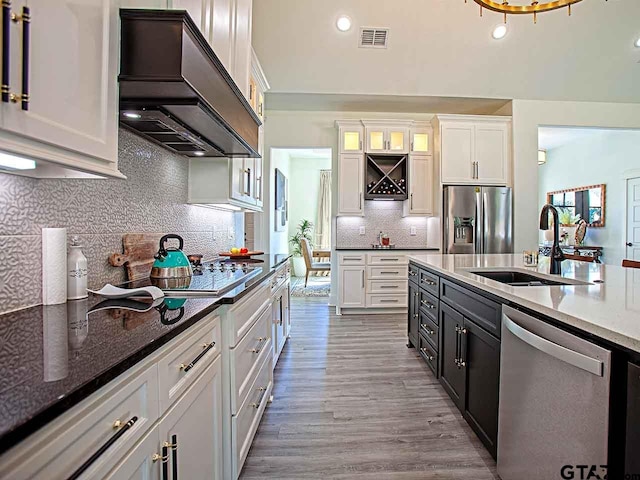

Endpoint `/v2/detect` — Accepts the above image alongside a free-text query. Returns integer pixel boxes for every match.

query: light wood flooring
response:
[240,297,498,479]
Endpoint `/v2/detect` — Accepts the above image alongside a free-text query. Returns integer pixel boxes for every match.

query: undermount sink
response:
[469,270,591,287]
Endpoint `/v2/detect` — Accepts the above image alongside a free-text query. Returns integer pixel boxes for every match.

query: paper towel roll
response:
[42,228,67,305]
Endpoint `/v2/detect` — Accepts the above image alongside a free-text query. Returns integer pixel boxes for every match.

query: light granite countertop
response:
[407,253,640,354]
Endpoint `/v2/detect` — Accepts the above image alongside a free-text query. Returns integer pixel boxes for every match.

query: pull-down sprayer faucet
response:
[539,204,565,275]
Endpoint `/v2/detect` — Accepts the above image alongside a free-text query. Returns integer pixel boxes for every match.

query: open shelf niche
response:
[364,154,408,200]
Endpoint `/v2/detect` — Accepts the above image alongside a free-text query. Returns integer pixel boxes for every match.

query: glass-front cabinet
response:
[338,122,365,153]
[410,123,433,153]
[364,123,410,153]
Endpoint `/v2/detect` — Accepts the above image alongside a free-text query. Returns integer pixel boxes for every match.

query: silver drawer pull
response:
[381,271,400,275]
[420,348,435,361]
[421,279,436,286]
[250,386,267,408]
[380,258,399,262]
[380,299,399,303]
[179,342,215,372]
[250,337,266,354]
[421,325,435,335]
[343,257,362,261]
[380,285,399,289]
[420,300,435,309]
[409,271,418,276]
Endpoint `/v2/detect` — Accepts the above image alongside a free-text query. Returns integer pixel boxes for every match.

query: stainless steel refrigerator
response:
[443,186,513,254]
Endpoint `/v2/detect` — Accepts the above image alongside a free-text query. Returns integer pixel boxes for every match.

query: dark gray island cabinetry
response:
[407,262,501,458]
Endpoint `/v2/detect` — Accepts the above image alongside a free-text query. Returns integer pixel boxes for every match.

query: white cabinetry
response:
[434,115,511,186]
[364,121,411,154]
[337,153,364,216]
[338,251,419,314]
[338,121,364,154]
[339,266,366,308]
[410,122,432,154]
[404,155,434,216]
[270,261,291,367]
[0,0,121,178]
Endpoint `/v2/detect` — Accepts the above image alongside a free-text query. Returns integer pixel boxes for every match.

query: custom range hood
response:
[118,9,261,158]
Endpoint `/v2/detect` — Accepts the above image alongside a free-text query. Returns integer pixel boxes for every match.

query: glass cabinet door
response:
[342,130,363,152]
[367,129,386,152]
[411,131,430,153]
[388,129,408,151]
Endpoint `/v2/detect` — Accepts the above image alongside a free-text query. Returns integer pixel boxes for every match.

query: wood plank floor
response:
[240,297,498,479]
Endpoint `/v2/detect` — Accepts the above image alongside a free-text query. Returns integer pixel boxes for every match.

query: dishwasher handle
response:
[503,314,604,377]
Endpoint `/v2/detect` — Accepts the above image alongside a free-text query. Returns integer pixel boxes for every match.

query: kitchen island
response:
[407,253,640,479]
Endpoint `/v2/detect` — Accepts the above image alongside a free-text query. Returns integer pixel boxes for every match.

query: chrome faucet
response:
[378,231,384,246]
[539,204,565,275]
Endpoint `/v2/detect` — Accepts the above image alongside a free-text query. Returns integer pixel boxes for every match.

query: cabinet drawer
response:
[158,315,221,414]
[0,365,159,480]
[231,303,272,413]
[440,279,502,338]
[228,282,271,347]
[419,334,438,376]
[367,253,408,265]
[420,313,439,350]
[339,253,366,265]
[419,290,439,323]
[419,269,440,297]
[366,294,408,308]
[233,352,273,477]
[368,279,408,294]
[408,263,420,284]
[369,265,407,279]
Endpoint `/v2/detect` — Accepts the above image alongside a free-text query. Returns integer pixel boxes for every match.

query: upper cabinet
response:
[338,121,364,154]
[433,115,511,186]
[0,0,122,178]
[404,155,434,216]
[363,121,411,154]
[337,154,364,216]
[410,122,432,154]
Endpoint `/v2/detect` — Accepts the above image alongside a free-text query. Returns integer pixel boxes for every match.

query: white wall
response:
[288,155,332,249]
[268,148,291,254]
[538,129,640,265]
[511,100,640,252]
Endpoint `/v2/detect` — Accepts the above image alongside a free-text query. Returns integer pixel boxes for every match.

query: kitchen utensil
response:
[109,233,164,281]
[188,254,203,266]
[88,284,164,301]
[218,250,264,260]
[150,234,192,279]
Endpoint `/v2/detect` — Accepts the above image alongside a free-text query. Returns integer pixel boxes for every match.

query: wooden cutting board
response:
[109,233,164,281]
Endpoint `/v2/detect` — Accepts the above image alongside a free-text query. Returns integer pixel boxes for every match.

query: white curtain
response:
[316,170,332,250]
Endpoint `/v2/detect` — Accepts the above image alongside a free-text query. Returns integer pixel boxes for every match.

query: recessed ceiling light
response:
[193,151,205,157]
[492,25,508,40]
[336,15,352,32]
[123,112,141,119]
[635,37,640,48]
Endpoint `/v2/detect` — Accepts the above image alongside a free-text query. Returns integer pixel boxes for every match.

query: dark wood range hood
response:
[119,9,261,158]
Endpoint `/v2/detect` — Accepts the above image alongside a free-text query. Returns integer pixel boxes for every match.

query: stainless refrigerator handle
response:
[475,189,483,254]
[503,314,603,376]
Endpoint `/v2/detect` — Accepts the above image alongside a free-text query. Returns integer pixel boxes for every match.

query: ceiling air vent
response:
[359,28,389,49]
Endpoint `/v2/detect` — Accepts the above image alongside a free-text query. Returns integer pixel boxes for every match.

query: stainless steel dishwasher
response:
[498,306,611,480]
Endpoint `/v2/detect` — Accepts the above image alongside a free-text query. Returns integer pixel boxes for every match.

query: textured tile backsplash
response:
[0,129,237,314]
[336,202,432,248]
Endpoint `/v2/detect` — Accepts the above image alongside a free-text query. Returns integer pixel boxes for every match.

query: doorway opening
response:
[537,126,640,265]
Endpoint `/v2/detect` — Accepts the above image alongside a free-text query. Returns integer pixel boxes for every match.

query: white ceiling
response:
[252,0,640,104]
[265,93,511,114]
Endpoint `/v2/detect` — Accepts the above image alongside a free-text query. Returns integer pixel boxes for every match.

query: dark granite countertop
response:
[335,247,440,251]
[0,253,291,454]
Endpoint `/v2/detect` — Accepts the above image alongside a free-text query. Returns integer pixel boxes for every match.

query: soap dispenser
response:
[67,236,88,300]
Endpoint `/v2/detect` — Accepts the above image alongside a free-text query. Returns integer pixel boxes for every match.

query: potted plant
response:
[289,219,314,277]
[558,208,581,246]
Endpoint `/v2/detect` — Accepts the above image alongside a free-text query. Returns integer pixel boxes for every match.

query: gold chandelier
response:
[467,0,595,24]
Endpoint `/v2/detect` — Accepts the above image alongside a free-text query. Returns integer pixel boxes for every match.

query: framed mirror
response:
[547,184,606,227]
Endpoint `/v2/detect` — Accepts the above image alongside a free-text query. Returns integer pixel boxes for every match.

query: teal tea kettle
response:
[150,234,192,279]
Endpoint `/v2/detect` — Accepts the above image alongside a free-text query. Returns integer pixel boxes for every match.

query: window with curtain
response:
[316,170,331,250]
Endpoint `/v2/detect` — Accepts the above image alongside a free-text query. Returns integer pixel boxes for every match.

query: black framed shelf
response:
[364,154,408,200]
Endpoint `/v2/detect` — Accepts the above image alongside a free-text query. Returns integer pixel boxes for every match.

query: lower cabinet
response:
[408,283,420,348]
[627,362,640,476]
[439,303,466,411]
[463,318,500,458]
[104,425,160,480]
[339,266,366,308]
